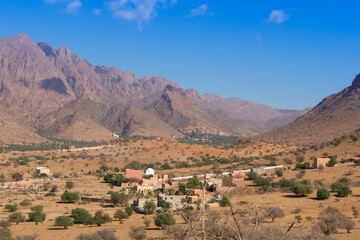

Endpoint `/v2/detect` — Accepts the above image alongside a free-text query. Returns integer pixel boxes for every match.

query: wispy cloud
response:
[64,0,82,13]
[268,10,290,24]
[106,0,177,29]
[44,0,82,13]
[93,8,102,16]
[189,4,209,17]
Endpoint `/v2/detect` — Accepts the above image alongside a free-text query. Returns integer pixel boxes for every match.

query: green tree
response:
[8,212,26,224]
[158,199,172,211]
[61,192,80,203]
[186,176,202,188]
[317,189,330,200]
[329,156,338,167]
[275,170,283,177]
[337,186,352,197]
[247,172,258,180]
[114,211,129,223]
[160,163,172,170]
[178,183,187,195]
[5,204,18,212]
[125,206,133,216]
[54,216,74,229]
[71,208,92,224]
[265,206,286,222]
[219,196,230,207]
[111,192,128,206]
[92,211,112,226]
[293,184,313,196]
[143,201,156,215]
[154,212,176,228]
[28,211,46,225]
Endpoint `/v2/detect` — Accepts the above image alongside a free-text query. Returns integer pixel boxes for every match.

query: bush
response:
[0,227,13,240]
[129,227,147,240]
[93,229,117,240]
[114,211,129,222]
[111,192,128,206]
[28,208,46,225]
[54,216,74,229]
[293,184,313,196]
[317,189,330,200]
[295,162,310,169]
[19,199,32,206]
[61,192,80,203]
[158,200,172,211]
[317,206,346,236]
[143,201,156,215]
[219,196,230,207]
[337,186,352,197]
[92,211,112,226]
[278,178,291,188]
[329,156,338,167]
[125,206,133,216]
[265,206,285,222]
[247,172,258,180]
[5,204,18,212]
[71,208,92,224]
[160,163,172,170]
[275,170,283,177]
[65,181,74,189]
[8,212,26,224]
[154,212,176,227]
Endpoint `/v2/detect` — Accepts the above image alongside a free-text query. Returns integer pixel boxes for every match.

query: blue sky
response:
[0,0,359,110]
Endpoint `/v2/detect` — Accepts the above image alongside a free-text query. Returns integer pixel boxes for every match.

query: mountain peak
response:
[13,33,33,42]
[37,42,57,57]
[351,73,360,88]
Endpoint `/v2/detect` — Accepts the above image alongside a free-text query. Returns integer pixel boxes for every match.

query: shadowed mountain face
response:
[0,33,311,143]
[259,74,360,144]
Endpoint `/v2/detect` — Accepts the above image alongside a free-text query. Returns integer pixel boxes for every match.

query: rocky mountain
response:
[0,33,310,143]
[36,98,181,141]
[145,86,257,136]
[185,89,311,131]
[259,74,360,144]
[0,33,178,113]
[0,100,45,144]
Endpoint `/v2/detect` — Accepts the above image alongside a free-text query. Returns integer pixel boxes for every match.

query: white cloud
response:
[93,8,102,16]
[189,4,209,17]
[64,0,82,13]
[268,10,290,24]
[106,0,177,29]
[44,0,69,4]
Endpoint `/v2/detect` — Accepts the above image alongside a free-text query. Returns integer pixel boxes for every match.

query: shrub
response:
[160,163,172,170]
[8,212,26,224]
[54,216,74,229]
[265,206,285,222]
[275,170,283,177]
[278,178,291,188]
[19,199,32,206]
[93,229,117,240]
[337,186,352,197]
[317,189,330,200]
[317,206,347,236]
[143,201,156,215]
[65,181,75,189]
[61,192,80,203]
[219,196,230,207]
[111,192,128,206]
[125,206,133,216]
[186,176,202,188]
[114,211,129,223]
[0,227,13,240]
[92,211,112,226]
[154,212,176,227]
[158,200,172,211]
[329,156,338,167]
[293,184,313,196]
[71,208,92,224]
[28,209,46,225]
[247,172,258,180]
[143,218,151,227]
[344,219,356,233]
[129,227,147,240]
[5,204,18,212]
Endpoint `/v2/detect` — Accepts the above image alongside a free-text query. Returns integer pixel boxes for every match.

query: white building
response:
[36,167,50,175]
[145,168,155,176]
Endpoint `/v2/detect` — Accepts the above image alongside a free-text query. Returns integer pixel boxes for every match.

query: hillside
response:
[145,86,257,136]
[260,74,360,144]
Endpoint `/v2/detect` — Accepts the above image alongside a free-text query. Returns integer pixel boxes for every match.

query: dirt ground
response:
[0,139,359,239]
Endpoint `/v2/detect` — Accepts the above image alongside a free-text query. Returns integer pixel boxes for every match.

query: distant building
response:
[67,145,76,150]
[313,157,330,168]
[250,167,265,175]
[126,169,143,180]
[36,167,50,175]
[141,175,159,186]
[145,168,155,176]
[131,199,157,213]
[186,189,211,204]
[157,194,182,210]
[135,184,154,193]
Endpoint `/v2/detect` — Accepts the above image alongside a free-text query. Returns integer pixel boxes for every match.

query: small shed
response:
[145,168,155,176]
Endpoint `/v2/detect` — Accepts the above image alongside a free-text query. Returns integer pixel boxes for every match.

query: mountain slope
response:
[36,98,182,140]
[145,86,256,136]
[186,89,311,131]
[0,100,46,144]
[259,74,360,144]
